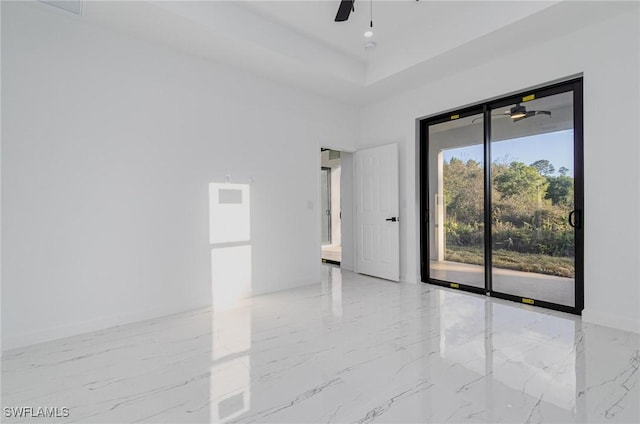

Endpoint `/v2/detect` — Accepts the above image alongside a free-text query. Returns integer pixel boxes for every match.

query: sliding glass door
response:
[490,90,578,308]
[420,79,583,314]
[427,110,486,290]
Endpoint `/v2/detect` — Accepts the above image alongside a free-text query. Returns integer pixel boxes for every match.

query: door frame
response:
[419,78,584,315]
[318,147,354,269]
[321,166,332,246]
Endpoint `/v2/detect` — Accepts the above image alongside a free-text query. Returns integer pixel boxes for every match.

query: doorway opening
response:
[321,148,342,265]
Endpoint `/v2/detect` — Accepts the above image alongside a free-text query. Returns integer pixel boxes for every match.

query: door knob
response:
[385,217,399,222]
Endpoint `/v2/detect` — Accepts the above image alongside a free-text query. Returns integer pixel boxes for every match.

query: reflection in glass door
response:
[428,111,485,290]
[490,91,577,307]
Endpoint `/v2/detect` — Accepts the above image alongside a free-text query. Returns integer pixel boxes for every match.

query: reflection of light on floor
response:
[209,182,252,421]
[331,270,342,318]
[211,308,252,422]
[321,266,343,318]
[438,290,486,374]
[437,291,577,413]
[492,304,576,411]
[210,357,251,422]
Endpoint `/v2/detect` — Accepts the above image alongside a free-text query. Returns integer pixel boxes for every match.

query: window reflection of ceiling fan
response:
[471,104,552,123]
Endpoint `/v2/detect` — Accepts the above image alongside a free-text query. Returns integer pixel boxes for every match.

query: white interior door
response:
[355,143,399,281]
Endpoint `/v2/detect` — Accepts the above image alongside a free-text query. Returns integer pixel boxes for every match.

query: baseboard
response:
[400,274,418,284]
[340,262,354,271]
[582,309,640,334]
[251,278,320,297]
[2,297,212,352]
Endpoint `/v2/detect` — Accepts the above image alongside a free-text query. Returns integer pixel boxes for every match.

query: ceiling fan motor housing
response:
[510,103,527,116]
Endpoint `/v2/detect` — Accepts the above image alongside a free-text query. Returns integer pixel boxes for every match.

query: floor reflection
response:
[321,265,343,318]
[491,303,578,413]
[211,306,252,422]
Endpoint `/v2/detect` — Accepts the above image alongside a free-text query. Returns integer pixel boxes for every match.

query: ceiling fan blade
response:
[513,114,529,123]
[471,114,509,124]
[335,0,355,22]
[513,110,552,122]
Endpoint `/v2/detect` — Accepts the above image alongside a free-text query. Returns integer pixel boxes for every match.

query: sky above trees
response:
[442,129,574,177]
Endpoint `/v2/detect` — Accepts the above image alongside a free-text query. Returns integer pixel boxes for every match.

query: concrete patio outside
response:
[430,260,574,307]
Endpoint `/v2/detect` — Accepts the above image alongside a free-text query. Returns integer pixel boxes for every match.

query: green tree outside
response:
[443,157,575,278]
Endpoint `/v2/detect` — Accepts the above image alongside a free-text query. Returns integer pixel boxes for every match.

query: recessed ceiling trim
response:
[40,0,83,16]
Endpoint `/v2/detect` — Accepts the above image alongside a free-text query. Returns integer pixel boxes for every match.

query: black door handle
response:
[568,210,576,228]
[568,210,581,228]
[385,217,398,222]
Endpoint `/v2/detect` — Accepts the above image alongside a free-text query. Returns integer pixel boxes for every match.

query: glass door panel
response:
[428,112,485,289]
[490,91,576,307]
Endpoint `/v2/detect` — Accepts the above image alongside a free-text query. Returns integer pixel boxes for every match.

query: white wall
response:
[340,152,355,271]
[1,2,358,349]
[359,8,640,332]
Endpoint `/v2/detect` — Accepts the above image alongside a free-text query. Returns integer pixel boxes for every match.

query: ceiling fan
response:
[335,0,422,22]
[334,0,355,22]
[507,103,551,122]
[471,104,551,123]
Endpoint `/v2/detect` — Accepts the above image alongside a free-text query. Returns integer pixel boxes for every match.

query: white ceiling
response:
[43,0,638,105]
[239,1,559,83]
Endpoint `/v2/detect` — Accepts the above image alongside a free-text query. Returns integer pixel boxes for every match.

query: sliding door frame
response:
[419,78,584,315]
[420,105,487,296]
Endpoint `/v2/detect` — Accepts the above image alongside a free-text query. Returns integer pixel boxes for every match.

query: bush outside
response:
[443,158,575,278]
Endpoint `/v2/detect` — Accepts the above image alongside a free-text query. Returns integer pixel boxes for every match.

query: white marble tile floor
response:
[2,266,638,423]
